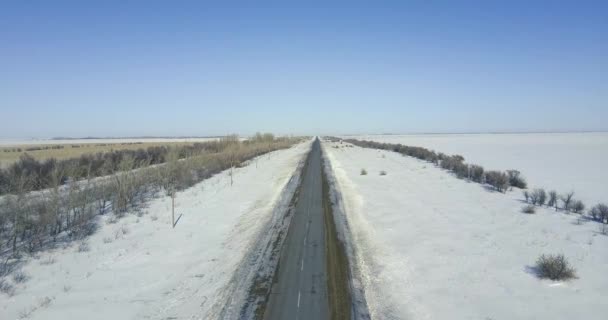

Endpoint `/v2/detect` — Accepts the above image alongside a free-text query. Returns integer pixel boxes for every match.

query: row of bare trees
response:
[0,134,301,256]
[335,138,608,226]
[523,189,608,223]
[341,138,527,192]
[0,136,287,196]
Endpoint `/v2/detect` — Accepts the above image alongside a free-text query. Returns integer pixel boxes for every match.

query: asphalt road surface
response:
[264,138,329,320]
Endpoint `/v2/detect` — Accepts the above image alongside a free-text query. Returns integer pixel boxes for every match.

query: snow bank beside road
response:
[323,140,608,320]
[0,141,311,320]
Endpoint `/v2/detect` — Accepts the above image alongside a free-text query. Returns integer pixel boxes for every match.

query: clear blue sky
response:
[1,1,607,138]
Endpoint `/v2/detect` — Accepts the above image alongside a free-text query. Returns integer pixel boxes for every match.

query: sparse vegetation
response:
[522,205,536,214]
[12,271,29,283]
[507,170,527,189]
[0,279,15,296]
[590,204,608,223]
[547,190,558,210]
[340,138,528,194]
[561,192,575,212]
[0,134,300,261]
[572,200,585,214]
[379,170,387,176]
[485,171,509,192]
[468,165,485,183]
[336,137,608,231]
[535,254,576,281]
[529,188,547,206]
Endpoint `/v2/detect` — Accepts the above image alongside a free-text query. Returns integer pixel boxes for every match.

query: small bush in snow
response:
[485,171,509,192]
[507,170,527,189]
[379,170,387,176]
[572,200,585,214]
[102,237,113,244]
[468,165,484,183]
[535,254,576,281]
[522,205,536,214]
[0,279,15,296]
[523,190,530,203]
[561,192,575,212]
[590,203,608,223]
[77,242,90,252]
[360,169,367,175]
[547,190,558,209]
[12,271,29,283]
[40,256,56,266]
[529,189,547,206]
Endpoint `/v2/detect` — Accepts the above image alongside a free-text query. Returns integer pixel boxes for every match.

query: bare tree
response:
[507,170,527,189]
[560,192,575,212]
[547,190,558,210]
[485,171,509,192]
[528,189,546,206]
[590,204,608,223]
[572,200,585,214]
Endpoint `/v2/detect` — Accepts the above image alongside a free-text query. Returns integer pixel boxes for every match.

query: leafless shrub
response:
[507,170,527,189]
[0,279,15,296]
[379,170,387,176]
[572,200,585,214]
[547,190,558,209]
[40,256,56,266]
[360,169,367,175]
[468,165,484,183]
[523,191,530,203]
[12,270,29,283]
[150,215,158,221]
[561,192,575,212]
[522,205,536,214]
[485,171,509,192]
[77,241,90,252]
[590,203,608,223]
[63,285,71,292]
[38,296,53,308]
[535,254,576,280]
[114,225,129,240]
[106,215,119,224]
[529,189,547,206]
[102,237,113,244]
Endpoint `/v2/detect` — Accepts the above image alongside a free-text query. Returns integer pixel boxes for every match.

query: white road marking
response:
[301,259,304,271]
[303,235,307,245]
[297,291,301,308]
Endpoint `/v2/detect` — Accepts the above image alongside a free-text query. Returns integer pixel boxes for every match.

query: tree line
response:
[0,135,281,196]
[338,138,527,192]
[333,137,608,226]
[0,134,300,256]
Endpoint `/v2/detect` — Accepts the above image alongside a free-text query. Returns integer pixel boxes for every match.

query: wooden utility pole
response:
[171,192,175,228]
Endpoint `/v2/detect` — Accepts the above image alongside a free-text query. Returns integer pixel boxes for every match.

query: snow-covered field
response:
[0,137,219,146]
[0,141,310,320]
[323,140,608,320]
[344,133,608,205]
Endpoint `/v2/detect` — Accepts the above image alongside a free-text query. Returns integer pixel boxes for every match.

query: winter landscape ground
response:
[323,138,608,320]
[345,133,608,204]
